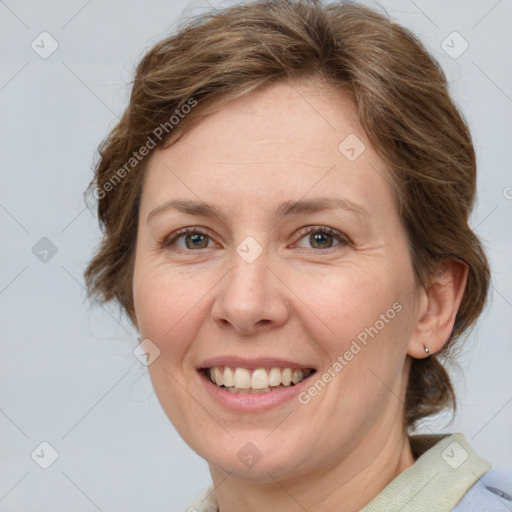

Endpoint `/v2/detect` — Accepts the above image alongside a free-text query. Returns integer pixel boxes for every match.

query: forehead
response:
[142,80,395,219]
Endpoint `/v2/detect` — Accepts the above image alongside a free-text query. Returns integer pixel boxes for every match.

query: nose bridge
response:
[211,235,288,332]
[225,238,269,308]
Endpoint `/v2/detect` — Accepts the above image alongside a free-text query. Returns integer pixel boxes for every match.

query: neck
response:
[210,428,416,512]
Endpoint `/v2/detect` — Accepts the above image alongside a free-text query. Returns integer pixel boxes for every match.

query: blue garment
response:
[452,467,512,511]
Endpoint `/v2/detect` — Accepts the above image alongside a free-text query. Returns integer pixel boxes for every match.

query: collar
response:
[361,433,491,511]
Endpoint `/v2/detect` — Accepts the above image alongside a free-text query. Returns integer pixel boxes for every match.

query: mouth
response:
[200,366,316,394]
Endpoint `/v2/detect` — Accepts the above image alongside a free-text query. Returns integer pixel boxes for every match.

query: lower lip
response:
[198,370,315,412]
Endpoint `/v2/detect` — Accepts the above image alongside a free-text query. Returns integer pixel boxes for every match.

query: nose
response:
[210,246,289,335]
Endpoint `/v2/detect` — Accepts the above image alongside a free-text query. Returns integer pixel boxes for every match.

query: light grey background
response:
[1,0,511,510]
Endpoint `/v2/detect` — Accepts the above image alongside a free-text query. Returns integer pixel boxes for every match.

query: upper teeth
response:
[208,367,312,390]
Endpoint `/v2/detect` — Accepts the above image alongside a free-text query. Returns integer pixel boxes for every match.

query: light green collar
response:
[361,433,491,512]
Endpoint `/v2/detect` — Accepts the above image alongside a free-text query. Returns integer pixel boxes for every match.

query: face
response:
[133,80,422,482]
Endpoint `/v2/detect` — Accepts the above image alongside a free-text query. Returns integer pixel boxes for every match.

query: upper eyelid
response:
[295,225,345,239]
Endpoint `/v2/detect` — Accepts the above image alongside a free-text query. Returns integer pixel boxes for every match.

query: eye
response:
[163,227,217,250]
[161,226,348,252]
[294,226,348,250]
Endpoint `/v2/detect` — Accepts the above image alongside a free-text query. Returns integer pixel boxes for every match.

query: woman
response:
[85,1,510,510]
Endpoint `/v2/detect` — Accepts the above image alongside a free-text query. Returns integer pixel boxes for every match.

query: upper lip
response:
[198,356,316,371]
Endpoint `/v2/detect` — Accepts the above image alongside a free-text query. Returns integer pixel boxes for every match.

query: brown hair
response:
[85,0,490,428]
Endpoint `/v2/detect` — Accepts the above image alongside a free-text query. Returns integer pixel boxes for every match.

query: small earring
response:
[424,343,430,356]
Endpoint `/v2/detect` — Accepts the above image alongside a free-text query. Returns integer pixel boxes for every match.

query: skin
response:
[132,80,467,511]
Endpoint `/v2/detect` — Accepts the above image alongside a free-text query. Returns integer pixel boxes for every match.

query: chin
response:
[197,434,313,482]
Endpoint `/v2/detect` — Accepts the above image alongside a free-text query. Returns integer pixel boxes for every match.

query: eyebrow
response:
[147,197,370,223]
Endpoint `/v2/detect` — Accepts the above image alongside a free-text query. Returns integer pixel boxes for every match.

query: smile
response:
[205,366,315,394]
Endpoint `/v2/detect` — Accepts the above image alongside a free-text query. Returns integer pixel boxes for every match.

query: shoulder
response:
[452,467,512,511]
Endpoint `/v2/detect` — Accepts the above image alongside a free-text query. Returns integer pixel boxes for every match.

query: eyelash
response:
[161,226,349,252]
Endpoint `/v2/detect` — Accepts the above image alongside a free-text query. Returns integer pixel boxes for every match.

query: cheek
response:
[132,266,197,398]
[290,263,415,410]
[293,271,412,416]
[132,264,212,431]
[291,265,405,350]
[133,260,207,341]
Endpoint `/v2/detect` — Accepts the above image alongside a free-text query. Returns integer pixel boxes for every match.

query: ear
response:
[407,260,468,358]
